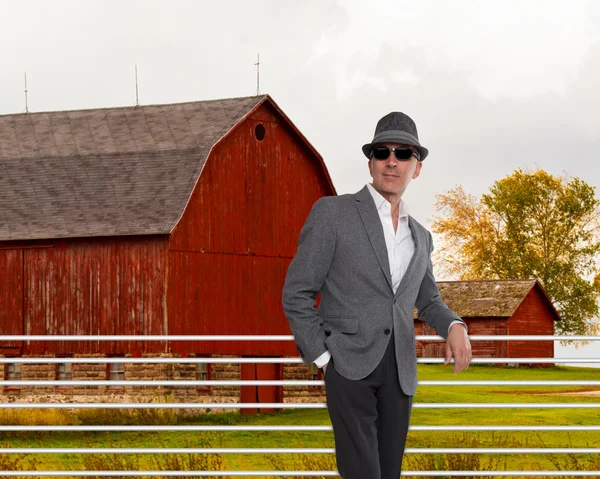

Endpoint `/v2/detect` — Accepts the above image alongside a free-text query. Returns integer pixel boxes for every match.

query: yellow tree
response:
[431,168,600,336]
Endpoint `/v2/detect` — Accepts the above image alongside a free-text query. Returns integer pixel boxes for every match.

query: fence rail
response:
[3,334,600,340]
[1,333,599,477]
[0,472,600,477]
[1,472,600,477]
[2,378,600,387]
[1,356,600,364]
[0,424,598,431]
[0,401,599,409]
[2,447,600,454]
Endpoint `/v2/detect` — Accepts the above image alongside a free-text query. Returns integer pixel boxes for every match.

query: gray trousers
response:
[324,331,413,479]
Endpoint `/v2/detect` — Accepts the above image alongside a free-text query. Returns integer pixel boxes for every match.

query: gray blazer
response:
[282,185,466,396]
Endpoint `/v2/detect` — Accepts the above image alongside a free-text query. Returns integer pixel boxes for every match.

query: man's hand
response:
[444,323,472,374]
[322,362,328,376]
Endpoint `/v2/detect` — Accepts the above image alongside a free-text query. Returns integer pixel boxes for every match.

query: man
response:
[282,111,472,479]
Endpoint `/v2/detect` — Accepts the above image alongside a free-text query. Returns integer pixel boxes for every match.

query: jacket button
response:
[384,328,391,335]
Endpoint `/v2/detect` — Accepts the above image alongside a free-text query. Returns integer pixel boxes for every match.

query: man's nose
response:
[385,152,397,166]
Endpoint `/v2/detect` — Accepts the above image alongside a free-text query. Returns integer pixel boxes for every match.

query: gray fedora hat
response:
[362,111,428,161]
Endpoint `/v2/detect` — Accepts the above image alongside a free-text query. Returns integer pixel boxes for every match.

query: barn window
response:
[56,362,72,382]
[196,363,208,381]
[108,361,125,381]
[195,355,212,392]
[5,362,21,381]
[255,123,266,141]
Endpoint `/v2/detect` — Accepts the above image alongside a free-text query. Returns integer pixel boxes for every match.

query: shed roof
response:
[414,279,561,321]
[0,95,272,241]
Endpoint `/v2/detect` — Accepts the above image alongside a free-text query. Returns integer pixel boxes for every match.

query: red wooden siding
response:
[20,237,167,354]
[168,102,333,357]
[415,319,508,359]
[167,252,292,355]
[508,285,555,363]
[240,362,283,414]
[0,248,24,350]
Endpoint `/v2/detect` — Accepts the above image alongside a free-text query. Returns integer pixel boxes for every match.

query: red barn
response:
[0,95,335,409]
[414,279,560,367]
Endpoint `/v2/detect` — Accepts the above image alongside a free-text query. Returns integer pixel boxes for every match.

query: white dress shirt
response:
[313,183,463,368]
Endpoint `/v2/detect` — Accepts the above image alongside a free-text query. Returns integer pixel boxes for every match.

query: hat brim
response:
[362,131,428,161]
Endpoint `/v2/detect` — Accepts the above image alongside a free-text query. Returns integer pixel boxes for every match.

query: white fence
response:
[0,334,599,477]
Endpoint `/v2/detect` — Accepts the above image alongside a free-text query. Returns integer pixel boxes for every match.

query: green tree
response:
[431,168,600,336]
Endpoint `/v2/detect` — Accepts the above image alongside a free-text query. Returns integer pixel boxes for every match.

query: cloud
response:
[392,70,420,86]
[305,0,600,100]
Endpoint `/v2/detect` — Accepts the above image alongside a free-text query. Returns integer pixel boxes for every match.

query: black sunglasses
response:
[371,146,420,161]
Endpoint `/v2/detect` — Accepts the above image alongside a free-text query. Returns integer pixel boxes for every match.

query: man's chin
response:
[376,185,405,196]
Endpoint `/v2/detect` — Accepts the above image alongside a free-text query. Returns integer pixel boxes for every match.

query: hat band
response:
[371,130,421,147]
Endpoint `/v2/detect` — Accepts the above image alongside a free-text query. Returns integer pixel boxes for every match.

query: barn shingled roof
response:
[413,279,561,321]
[0,95,268,241]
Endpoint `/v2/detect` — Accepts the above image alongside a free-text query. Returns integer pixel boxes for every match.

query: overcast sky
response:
[2,0,600,363]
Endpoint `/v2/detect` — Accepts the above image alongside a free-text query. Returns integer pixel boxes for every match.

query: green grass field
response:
[2,363,600,478]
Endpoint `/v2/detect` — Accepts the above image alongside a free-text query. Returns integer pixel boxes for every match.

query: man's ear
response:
[412,160,423,179]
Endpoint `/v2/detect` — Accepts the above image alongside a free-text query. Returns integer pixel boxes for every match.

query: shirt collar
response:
[366,183,410,218]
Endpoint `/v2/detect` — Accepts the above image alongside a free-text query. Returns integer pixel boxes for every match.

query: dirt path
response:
[532,389,600,396]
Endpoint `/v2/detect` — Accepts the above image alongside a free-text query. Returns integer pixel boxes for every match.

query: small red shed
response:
[414,279,560,367]
[0,95,336,408]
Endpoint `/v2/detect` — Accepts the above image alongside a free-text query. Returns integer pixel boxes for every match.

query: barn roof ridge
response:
[0,94,270,118]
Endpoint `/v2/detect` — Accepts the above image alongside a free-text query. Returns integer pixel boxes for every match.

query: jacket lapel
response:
[355,186,393,291]
[393,214,422,299]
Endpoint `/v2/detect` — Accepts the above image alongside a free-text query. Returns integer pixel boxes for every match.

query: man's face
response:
[368,142,423,199]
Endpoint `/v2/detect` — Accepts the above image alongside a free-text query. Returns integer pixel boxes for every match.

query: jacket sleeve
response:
[282,197,336,366]
[415,231,467,340]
